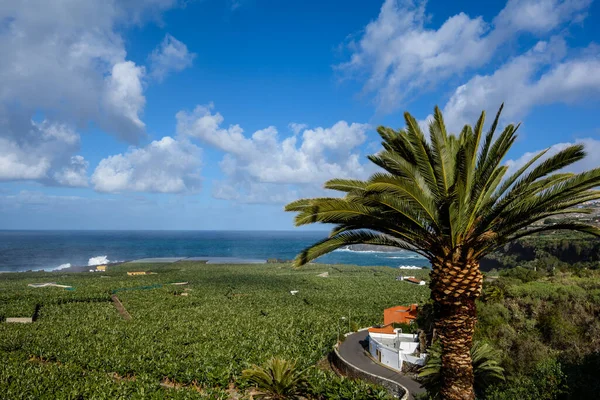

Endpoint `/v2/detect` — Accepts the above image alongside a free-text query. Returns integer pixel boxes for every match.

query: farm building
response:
[397,276,426,285]
[384,304,419,325]
[367,305,426,371]
[366,304,419,334]
[368,330,425,371]
[95,265,107,272]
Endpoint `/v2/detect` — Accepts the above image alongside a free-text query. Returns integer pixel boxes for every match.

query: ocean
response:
[0,230,430,273]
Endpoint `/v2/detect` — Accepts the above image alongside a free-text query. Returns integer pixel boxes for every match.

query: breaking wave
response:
[51,263,71,271]
[334,247,405,254]
[88,256,110,266]
[334,249,381,253]
[386,255,424,259]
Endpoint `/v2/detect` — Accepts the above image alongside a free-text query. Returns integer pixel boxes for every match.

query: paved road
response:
[337,330,425,399]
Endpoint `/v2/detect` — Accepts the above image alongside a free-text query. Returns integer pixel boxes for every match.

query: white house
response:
[368,329,427,371]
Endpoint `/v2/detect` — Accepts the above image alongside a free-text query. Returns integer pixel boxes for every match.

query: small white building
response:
[368,329,426,371]
[397,276,427,285]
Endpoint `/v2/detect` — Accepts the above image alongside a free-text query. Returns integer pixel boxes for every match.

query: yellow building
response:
[95,265,107,272]
[127,271,147,276]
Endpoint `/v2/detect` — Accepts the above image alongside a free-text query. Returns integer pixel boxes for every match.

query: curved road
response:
[337,330,425,399]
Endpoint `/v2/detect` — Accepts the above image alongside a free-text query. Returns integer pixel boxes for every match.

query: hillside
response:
[481,232,600,272]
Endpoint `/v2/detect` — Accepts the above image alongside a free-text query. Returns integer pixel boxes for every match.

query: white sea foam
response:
[334,248,424,259]
[334,248,403,254]
[51,263,71,271]
[387,255,424,259]
[398,265,422,269]
[88,256,110,266]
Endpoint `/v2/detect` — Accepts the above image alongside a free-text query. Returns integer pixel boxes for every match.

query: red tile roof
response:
[368,324,396,334]
[383,304,419,325]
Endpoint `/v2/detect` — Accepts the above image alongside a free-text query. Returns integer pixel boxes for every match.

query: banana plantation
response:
[0,261,429,398]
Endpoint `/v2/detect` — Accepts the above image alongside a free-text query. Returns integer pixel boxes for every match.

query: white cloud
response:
[149,34,196,81]
[493,0,591,34]
[176,104,371,202]
[120,0,183,23]
[91,137,202,193]
[53,156,90,187]
[339,0,592,111]
[212,181,301,204]
[438,39,600,131]
[505,138,600,177]
[103,61,147,136]
[0,191,87,210]
[0,119,88,186]
[288,122,308,135]
[0,1,183,187]
[0,137,51,181]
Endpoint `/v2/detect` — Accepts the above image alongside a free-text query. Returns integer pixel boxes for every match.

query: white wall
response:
[369,332,417,345]
[369,334,400,370]
[369,337,378,358]
[380,345,400,370]
[368,332,421,372]
[399,341,419,353]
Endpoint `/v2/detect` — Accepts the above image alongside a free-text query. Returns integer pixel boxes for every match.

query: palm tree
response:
[284,105,600,400]
[419,341,505,398]
[242,358,310,399]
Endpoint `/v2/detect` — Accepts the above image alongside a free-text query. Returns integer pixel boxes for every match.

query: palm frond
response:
[242,358,309,399]
[404,112,442,200]
[323,178,368,194]
[292,230,425,268]
[285,104,600,269]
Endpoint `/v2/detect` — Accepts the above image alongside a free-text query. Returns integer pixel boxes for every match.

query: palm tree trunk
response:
[430,261,482,400]
[436,299,477,400]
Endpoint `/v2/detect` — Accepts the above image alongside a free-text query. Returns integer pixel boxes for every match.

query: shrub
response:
[486,359,566,400]
[241,358,309,399]
[500,266,542,283]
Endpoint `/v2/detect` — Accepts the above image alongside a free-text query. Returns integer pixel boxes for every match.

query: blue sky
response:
[0,0,599,230]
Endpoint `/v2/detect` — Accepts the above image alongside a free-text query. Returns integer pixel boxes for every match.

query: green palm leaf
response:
[242,358,309,399]
[285,105,600,398]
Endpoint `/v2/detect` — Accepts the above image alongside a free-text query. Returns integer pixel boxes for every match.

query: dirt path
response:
[111,295,132,320]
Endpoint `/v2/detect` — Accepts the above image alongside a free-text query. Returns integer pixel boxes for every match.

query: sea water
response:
[0,230,429,273]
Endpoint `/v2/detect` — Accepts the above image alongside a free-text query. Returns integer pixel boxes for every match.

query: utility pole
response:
[348,310,351,332]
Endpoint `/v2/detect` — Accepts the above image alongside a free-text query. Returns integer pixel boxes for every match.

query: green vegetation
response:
[482,232,600,272]
[3,247,599,399]
[419,341,505,399]
[416,268,600,400]
[242,358,309,399]
[285,104,600,399]
[477,269,600,399]
[0,261,429,398]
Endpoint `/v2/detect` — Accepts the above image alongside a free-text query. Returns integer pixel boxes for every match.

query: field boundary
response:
[110,295,132,320]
